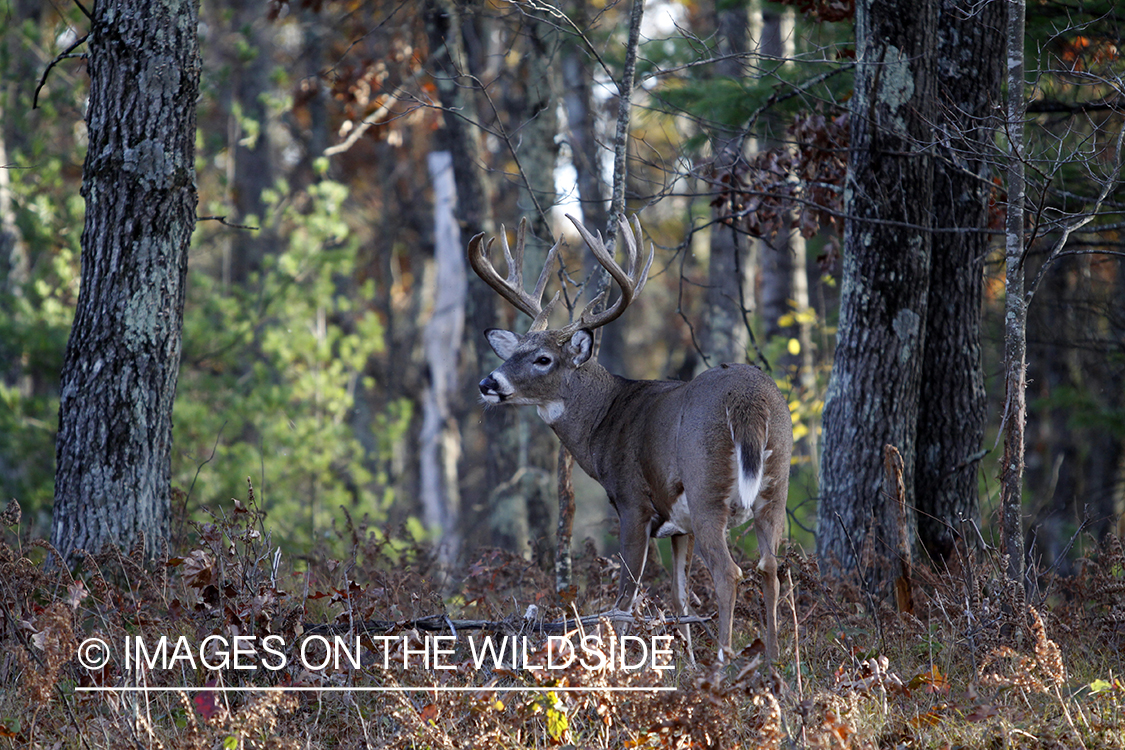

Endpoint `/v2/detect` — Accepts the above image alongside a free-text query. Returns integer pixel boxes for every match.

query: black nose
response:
[480,376,500,398]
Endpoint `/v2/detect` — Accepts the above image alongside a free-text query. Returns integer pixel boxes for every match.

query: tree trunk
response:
[1001,0,1028,586]
[914,0,1003,564]
[1024,256,1078,579]
[421,151,466,569]
[561,1,607,236]
[702,1,750,367]
[756,5,819,467]
[512,17,561,558]
[424,0,505,551]
[817,0,937,590]
[0,0,39,392]
[52,0,199,558]
[758,3,793,357]
[224,0,274,287]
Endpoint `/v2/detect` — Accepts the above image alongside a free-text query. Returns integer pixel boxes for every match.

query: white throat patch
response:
[536,401,565,424]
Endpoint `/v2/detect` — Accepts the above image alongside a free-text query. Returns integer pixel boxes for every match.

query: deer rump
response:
[645,367,778,541]
[577,364,790,659]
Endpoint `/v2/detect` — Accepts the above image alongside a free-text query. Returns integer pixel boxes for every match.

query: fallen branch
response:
[303,609,713,638]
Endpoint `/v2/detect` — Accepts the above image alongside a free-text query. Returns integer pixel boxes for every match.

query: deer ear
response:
[566,329,593,367]
[485,329,521,360]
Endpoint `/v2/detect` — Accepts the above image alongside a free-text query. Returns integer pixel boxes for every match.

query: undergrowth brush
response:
[0,488,1122,748]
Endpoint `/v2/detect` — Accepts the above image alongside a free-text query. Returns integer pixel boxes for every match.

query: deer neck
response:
[540,362,626,480]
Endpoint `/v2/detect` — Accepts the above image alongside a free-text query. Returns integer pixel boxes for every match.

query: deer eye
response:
[534,356,552,366]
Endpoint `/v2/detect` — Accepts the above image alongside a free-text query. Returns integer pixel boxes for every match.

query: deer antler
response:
[468,213,654,334]
[467,218,562,332]
[562,213,654,334]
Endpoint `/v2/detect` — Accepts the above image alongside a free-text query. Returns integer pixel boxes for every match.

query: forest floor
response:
[1,492,1123,749]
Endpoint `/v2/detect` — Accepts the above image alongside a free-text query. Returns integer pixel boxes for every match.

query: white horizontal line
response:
[76,685,676,693]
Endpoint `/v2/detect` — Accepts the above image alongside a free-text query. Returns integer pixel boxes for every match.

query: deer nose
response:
[479,375,505,403]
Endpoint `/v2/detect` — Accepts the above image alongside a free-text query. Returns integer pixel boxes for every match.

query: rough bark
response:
[817,0,937,590]
[52,0,200,558]
[914,0,1003,564]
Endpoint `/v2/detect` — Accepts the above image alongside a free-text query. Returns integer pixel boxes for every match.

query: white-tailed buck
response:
[470,214,792,662]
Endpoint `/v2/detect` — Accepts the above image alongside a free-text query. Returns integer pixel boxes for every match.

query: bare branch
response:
[33,35,88,110]
[197,215,260,231]
[323,61,431,157]
[1025,122,1125,304]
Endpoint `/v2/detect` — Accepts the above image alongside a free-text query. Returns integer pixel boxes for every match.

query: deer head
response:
[471,214,653,415]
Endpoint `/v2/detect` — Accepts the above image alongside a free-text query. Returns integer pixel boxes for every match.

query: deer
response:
[469,214,792,663]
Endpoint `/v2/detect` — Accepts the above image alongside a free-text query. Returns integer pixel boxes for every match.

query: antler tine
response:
[564,213,654,332]
[527,236,562,332]
[467,218,562,330]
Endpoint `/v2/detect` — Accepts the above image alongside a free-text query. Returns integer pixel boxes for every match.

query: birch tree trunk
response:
[1001,0,1028,585]
[52,0,200,558]
[817,0,937,589]
[421,151,466,569]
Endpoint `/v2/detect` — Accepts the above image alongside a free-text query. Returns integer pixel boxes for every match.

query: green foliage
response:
[1033,385,1125,437]
[641,19,853,153]
[0,14,87,528]
[0,242,79,520]
[175,179,410,551]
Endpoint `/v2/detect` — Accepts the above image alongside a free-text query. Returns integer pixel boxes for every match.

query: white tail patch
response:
[729,421,771,528]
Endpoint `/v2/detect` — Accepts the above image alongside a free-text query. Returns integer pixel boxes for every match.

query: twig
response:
[33,35,88,110]
[323,61,431,157]
[1025,122,1125,304]
[787,568,802,698]
[196,215,259,230]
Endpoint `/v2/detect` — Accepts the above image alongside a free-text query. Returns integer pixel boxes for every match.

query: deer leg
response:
[614,508,651,616]
[753,476,787,663]
[692,516,742,661]
[756,537,780,663]
[670,533,695,664]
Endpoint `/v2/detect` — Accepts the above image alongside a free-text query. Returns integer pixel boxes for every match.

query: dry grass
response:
[0,492,1123,749]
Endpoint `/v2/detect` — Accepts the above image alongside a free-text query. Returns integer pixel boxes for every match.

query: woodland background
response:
[0,0,1124,747]
[0,0,1122,587]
